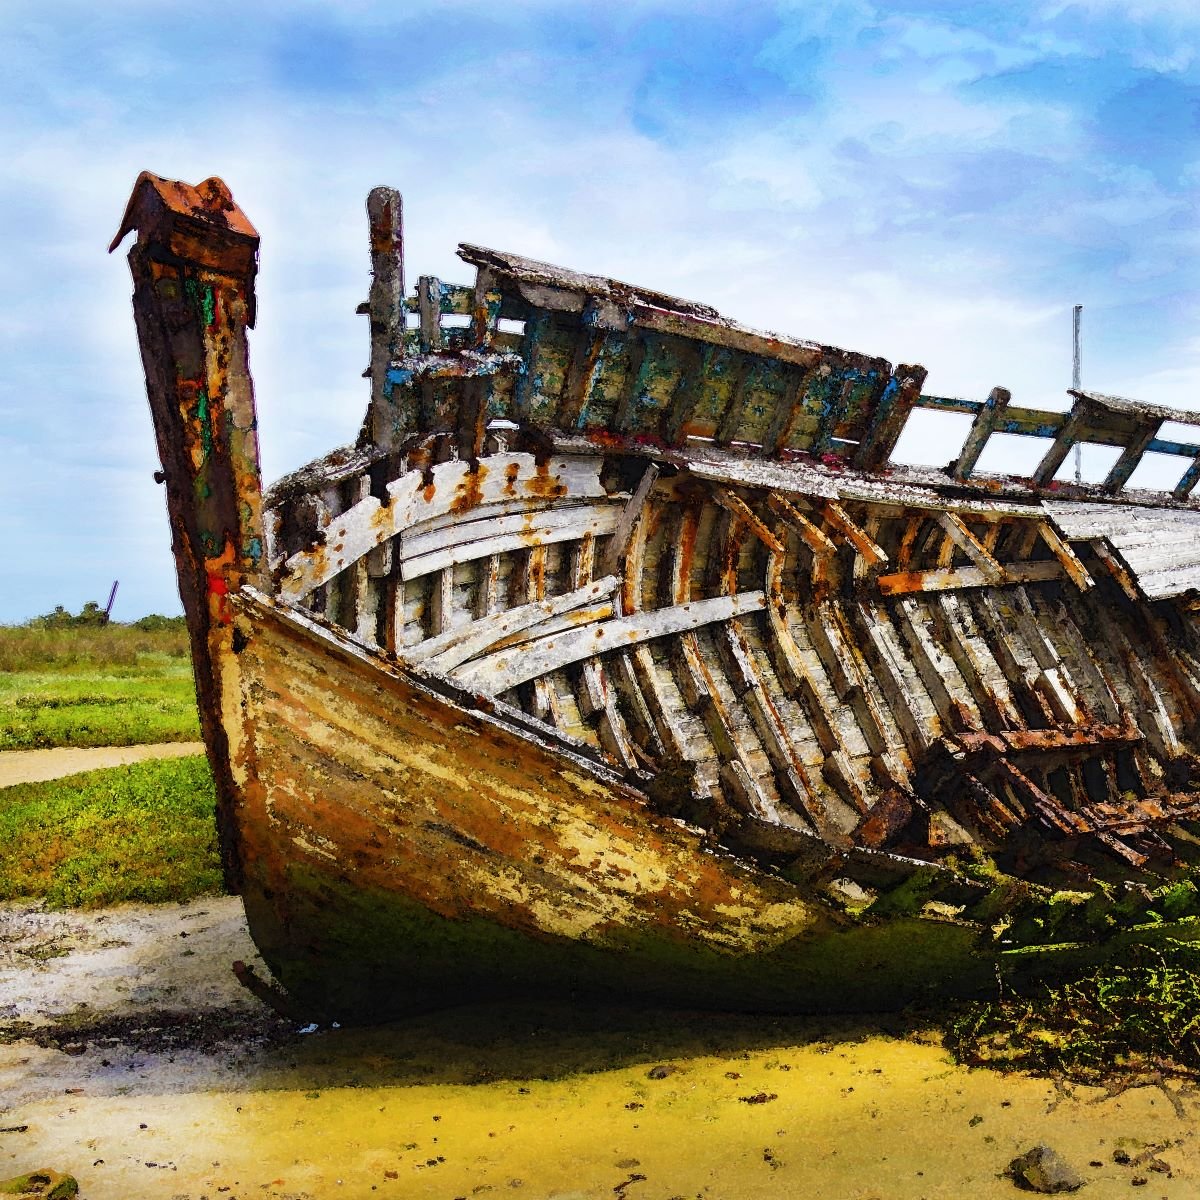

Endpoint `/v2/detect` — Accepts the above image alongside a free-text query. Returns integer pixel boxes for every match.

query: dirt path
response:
[0,741,206,788]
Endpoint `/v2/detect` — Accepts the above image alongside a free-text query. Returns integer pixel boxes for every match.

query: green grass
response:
[0,623,199,749]
[0,756,224,907]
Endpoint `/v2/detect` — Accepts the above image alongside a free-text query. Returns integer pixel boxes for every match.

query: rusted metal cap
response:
[109,172,258,269]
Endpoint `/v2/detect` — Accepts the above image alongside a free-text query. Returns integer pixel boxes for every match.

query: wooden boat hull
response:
[112,173,1200,1023]
[225,591,990,1019]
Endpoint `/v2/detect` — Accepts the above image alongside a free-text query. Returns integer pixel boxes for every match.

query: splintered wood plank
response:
[713,489,786,554]
[451,591,768,693]
[767,493,837,557]
[936,513,1005,583]
[672,631,776,820]
[822,501,888,566]
[410,574,621,671]
[719,620,845,838]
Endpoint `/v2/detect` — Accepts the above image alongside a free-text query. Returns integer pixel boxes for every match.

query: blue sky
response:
[2,0,1198,621]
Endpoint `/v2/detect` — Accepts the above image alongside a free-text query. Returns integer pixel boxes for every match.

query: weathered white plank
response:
[277,452,608,599]
[400,504,621,581]
[452,591,767,694]
[877,560,1064,596]
[408,574,621,672]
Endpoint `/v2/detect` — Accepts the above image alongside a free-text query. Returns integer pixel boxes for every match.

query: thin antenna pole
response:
[1072,304,1083,484]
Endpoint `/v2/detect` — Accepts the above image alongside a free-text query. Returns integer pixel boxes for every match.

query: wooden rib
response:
[852,364,928,470]
[1090,539,1141,602]
[1031,403,1086,486]
[276,454,607,598]
[609,657,667,758]
[1173,454,1200,500]
[878,559,1065,596]
[1102,419,1161,494]
[672,631,775,819]
[513,311,551,420]
[822,501,888,566]
[1037,523,1094,591]
[896,517,923,570]
[601,464,659,577]
[891,597,974,733]
[767,493,837,557]
[579,660,639,770]
[847,598,938,756]
[452,590,768,693]
[713,355,756,445]
[950,386,1010,481]
[417,275,442,352]
[480,554,505,619]
[623,648,686,765]
[366,187,406,447]
[936,513,1005,583]
[932,595,1023,730]
[428,566,454,637]
[411,575,621,671]
[760,365,814,457]
[719,620,843,840]
[713,489,786,554]
[558,325,609,430]
[660,341,710,446]
[806,602,892,762]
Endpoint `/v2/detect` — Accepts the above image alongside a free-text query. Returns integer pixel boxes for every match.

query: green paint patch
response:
[0,756,223,907]
[0,624,198,749]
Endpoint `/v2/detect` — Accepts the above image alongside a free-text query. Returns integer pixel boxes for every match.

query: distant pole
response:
[1072,305,1083,484]
[104,580,119,619]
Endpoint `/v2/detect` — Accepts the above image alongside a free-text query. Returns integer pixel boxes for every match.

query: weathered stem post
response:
[111,173,264,888]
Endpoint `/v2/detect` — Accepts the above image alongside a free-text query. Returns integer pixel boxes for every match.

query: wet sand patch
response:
[3,897,1200,1198]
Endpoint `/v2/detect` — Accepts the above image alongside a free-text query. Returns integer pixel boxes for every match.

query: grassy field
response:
[0,621,200,750]
[0,618,220,906]
[0,755,223,907]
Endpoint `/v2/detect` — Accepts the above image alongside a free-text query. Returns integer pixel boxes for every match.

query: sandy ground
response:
[4,746,1200,1196]
[3,895,1200,1199]
[0,742,206,788]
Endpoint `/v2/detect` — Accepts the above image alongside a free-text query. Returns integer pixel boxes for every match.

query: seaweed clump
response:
[946,938,1200,1084]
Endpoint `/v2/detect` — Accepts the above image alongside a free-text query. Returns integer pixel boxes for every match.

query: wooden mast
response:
[111,173,264,889]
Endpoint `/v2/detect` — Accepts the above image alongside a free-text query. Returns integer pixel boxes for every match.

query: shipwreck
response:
[113,172,1200,1021]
